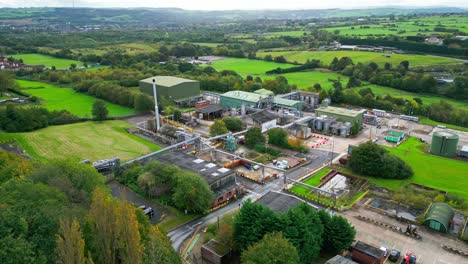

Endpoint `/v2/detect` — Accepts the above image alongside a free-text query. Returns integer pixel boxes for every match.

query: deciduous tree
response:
[241,232,299,264]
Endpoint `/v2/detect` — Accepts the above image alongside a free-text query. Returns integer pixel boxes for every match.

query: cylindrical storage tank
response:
[323,119,331,132]
[315,117,323,131]
[308,117,316,130]
[430,132,459,157]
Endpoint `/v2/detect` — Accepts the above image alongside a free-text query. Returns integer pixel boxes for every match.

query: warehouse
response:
[220,90,302,111]
[423,203,454,233]
[139,76,202,107]
[315,106,365,126]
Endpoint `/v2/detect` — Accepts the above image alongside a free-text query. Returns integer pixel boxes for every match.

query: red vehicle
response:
[401,253,416,264]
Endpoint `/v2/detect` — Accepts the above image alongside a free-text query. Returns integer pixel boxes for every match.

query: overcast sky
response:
[2,0,467,10]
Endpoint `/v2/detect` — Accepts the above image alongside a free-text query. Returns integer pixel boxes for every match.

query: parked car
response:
[389,249,401,262]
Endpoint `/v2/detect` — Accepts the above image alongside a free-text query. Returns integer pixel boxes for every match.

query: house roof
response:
[352,241,385,259]
[316,106,366,118]
[140,76,198,87]
[423,203,454,232]
[256,191,306,213]
[250,110,277,124]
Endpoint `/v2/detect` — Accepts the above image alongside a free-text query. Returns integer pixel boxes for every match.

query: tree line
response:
[0,155,180,264]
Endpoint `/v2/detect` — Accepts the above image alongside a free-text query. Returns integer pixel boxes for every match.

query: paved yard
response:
[343,207,468,264]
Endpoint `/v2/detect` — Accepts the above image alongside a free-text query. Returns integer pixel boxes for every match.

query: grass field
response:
[210,58,468,110]
[10,53,84,69]
[364,137,468,199]
[291,168,331,194]
[17,80,136,117]
[0,121,161,162]
[256,50,462,67]
[418,117,468,132]
[209,58,295,75]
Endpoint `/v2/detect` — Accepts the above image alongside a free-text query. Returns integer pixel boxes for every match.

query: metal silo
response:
[430,131,459,157]
[315,117,323,131]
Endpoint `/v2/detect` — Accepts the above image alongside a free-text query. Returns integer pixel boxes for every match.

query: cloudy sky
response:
[2,0,467,10]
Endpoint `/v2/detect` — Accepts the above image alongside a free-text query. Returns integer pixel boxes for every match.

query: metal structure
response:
[152,79,160,131]
[430,131,459,157]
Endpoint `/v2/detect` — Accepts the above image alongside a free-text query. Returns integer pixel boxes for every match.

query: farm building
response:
[220,90,302,111]
[423,203,454,233]
[256,191,308,213]
[157,151,239,208]
[351,241,385,264]
[249,110,278,132]
[139,76,202,107]
[430,131,459,158]
[315,106,365,126]
[201,239,231,264]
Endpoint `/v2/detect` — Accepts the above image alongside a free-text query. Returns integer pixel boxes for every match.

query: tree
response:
[319,211,356,253]
[173,109,182,122]
[222,117,243,132]
[0,71,15,96]
[233,200,281,250]
[282,203,323,263]
[313,83,322,92]
[209,120,228,136]
[400,60,409,70]
[348,142,413,179]
[143,227,181,264]
[241,232,299,264]
[55,218,85,264]
[245,127,265,148]
[70,63,77,70]
[172,172,214,214]
[92,100,108,121]
[116,202,143,264]
[268,128,289,148]
[346,76,361,88]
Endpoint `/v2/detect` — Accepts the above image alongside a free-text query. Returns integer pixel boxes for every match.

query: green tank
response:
[430,131,459,157]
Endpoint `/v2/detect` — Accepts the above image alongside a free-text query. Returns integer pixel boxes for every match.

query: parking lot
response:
[343,207,468,264]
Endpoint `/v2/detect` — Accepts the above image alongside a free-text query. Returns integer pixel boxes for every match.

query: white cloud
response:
[1,0,467,9]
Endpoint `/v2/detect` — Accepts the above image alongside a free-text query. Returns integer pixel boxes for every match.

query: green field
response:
[10,53,84,69]
[257,50,462,67]
[418,117,468,132]
[210,58,468,110]
[209,58,295,75]
[17,80,136,117]
[367,137,468,199]
[0,121,161,162]
[291,168,332,194]
[324,15,468,37]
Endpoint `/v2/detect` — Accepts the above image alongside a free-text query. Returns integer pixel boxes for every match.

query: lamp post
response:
[152,79,160,131]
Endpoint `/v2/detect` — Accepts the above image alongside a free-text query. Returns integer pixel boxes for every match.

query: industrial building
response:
[292,115,353,137]
[249,110,278,132]
[139,76,202,107]
[423,203,454,233]
[254,88,274,96]
[315,106,366,126]
[430,131,459,158]
[157,151,239,208]
[220,90,303,111]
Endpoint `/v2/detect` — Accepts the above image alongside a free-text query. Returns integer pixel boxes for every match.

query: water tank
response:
[315,117,323,131]
[430,131,459,157]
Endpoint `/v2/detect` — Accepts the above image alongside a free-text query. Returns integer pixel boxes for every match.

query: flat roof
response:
[140,76,198,87]
[202,239,231,257]
[157,151,234,185]
[352,241,384,259]
[254,88,274,96]
[326,255,359,264]
[221,90,300,107]
[250,110,277,123]
[316,106,366,118]
[195,104,223,114]
[256,191,306,213]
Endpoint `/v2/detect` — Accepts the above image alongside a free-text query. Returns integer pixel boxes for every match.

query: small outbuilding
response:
[195,104,223,120]
[201,239,231,264]
[249,110,278,132]
[326,255,359,264]
[256,191,308,213]
[351,241,385,264]
[423,202,455,233]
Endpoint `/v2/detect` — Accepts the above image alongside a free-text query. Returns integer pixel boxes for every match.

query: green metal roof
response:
[273,97,300,107]
[423,203,454,233]
[316,106,366,118]
[389,131,404,138]
[254,88,274,96]
[140,76,198,87]
[386,136,400,143]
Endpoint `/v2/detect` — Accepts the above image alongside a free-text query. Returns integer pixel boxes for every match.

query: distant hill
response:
[0,6,466,25]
